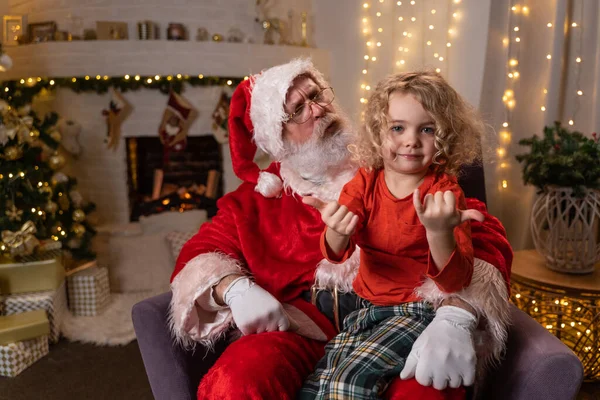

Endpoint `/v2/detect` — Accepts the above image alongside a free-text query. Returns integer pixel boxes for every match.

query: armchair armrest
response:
[483,304,583,400]
[132,292,225,400]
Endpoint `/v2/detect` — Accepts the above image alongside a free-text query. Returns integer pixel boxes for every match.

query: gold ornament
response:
[72,209,86,222]
[72,223,86,238]
[212,34,223,42]
[4,146,23,160]
[1,221,40,257]
[5,205,23,221]
[49,153,66,170]
[58,195,70,211]
[45,201,58,214]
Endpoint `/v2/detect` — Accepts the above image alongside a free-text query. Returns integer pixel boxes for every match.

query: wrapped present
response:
[0,250,65,294]
[0,282,68,343]
[67,266,110,316]
[0,336,49,377]
[0,309,49,345]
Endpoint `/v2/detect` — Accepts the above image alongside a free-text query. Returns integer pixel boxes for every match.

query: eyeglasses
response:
[284,87,335,124]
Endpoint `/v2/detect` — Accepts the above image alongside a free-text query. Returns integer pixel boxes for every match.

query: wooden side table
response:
[511,249,600,381]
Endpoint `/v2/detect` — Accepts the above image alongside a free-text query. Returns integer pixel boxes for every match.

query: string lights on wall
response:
[497,2,527,191]
[358,0,462,108]
[568,1,584,127]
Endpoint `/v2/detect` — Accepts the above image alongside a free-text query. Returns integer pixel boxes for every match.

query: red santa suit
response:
[169,59,513,400]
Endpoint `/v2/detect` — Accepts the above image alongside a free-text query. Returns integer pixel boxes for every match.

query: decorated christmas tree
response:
[0,100,96,262]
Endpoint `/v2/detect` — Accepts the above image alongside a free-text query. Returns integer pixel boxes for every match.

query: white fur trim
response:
[169,252,246,350]
[416,258,511,371]
[255,171,283,198]
[314,249,360,293]
[250,58,329,160]
[279,161,357,202]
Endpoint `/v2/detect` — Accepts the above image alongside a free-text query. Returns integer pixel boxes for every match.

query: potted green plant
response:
[516,122,600,273]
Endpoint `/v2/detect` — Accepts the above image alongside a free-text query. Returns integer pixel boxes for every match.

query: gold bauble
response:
[45,201,58,214]
[58,195,70,211]
[4,146,23,160]
[72,209,86,222]
[49,153,66,170]
[72,223,86,238]
[212,34,223,42]
[30,129,40,139]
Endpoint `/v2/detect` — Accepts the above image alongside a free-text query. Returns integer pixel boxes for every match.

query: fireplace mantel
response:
[1,41,331,81]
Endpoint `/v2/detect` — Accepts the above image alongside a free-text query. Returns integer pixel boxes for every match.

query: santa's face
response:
[280,76,352,182]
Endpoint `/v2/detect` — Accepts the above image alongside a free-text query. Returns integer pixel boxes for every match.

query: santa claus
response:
[169,59,512,399]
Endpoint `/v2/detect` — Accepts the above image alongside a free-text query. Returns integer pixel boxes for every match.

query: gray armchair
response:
[132,292,583,400]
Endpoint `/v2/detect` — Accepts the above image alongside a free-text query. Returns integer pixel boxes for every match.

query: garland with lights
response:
[0,74,245,109]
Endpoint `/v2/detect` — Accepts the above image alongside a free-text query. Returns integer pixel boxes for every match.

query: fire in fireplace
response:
[126,136,222,221]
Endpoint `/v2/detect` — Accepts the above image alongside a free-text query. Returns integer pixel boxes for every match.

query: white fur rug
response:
[60,290,163,346]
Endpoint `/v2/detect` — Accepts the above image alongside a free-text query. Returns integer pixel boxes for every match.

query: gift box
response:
[67,266,110,316]
[0,250,65,295]
[0,309,49,345]
[0,282,68,343]
[0,336,49,377]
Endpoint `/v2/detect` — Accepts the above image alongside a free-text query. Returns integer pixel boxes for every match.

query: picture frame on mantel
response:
[2,15,26,46]
[28,21,56,43]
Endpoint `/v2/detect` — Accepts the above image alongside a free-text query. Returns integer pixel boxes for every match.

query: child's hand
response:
[302,196,359,236]
[413,189,484,234]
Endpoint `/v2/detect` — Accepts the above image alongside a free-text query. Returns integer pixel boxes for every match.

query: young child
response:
[299,71,486,400]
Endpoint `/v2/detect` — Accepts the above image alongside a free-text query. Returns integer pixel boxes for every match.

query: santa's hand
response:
[303,196,359,236]
[223,277,290,335]
[400,306,477,390]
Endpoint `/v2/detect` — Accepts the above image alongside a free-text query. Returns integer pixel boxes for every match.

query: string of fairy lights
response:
[497,2,528,192]
[360,0,461,110]
[568,1,584,127]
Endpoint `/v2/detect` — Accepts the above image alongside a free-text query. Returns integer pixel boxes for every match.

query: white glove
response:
[400,305,477,390]
[223,277,290,336]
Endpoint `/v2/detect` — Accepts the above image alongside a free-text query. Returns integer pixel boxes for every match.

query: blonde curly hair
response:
[350,70,485,176]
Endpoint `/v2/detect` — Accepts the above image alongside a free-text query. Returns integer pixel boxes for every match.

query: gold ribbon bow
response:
[2,221,40,257]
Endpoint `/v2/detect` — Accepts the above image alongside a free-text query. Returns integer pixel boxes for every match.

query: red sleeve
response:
[466,198,513,296]
[170,192,244,282]
[425,179,474,292]
[319,169,370,263]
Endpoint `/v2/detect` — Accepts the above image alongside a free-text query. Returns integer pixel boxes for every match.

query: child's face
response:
[381,91,437,177]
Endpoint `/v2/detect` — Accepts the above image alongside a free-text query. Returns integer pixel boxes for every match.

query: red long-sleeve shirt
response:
[320,168,474,306]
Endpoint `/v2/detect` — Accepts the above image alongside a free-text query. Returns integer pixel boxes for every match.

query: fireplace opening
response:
[126,136,223,221]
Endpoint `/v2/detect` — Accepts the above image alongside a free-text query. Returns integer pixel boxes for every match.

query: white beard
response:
[278,114,358,201]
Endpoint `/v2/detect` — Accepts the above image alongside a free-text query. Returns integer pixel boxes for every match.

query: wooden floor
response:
[0,339,153,400]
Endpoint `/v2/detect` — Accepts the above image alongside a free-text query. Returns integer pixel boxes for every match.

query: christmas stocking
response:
[158,91,195,152]
[211,90,232,144]
[102,89,133,151]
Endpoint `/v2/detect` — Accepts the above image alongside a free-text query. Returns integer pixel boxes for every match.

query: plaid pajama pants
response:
[298,300,435,400]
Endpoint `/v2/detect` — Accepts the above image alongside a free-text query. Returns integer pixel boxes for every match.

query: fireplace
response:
[126,136,223,221]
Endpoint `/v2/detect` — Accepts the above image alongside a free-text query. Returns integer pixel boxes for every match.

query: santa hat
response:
[228,58,330,198]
